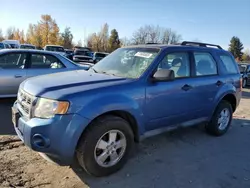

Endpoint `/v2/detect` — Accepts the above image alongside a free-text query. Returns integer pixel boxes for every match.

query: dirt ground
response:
[1,89,250,188]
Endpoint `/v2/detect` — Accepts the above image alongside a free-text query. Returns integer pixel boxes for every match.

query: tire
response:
[243,78,247,88]
[205,100,233,136]
[76,115,134,177]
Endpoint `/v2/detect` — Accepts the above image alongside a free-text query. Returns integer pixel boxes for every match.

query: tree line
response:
[0,14,249,61]
[0,14,182,52]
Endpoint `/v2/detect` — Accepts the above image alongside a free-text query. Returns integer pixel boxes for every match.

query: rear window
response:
[46,46,65,52]
[10,44,18,48]
[220,55,238,74]
[20,45,35,49]
[95,53,107,58]
[75,50,92,56]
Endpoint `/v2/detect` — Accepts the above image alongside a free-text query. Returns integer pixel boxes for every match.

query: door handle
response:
[14,75,23,78]
[216,80,223,86]
[182,84,193,91]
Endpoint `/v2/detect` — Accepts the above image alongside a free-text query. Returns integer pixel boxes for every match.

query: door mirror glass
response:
[152,69,175,81]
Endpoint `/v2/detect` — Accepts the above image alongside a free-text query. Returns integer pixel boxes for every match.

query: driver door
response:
[0,52,28,96]
[26,53,66,78]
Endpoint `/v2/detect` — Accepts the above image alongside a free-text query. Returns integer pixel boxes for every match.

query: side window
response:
[194,52,217,76]
[30,54,65,69]
[219,55,238,74]
[157,52,190,78]
[0,53,27,69]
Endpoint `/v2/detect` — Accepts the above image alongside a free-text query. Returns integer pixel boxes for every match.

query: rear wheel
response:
[76,115,134,177]
[206,100,233,136]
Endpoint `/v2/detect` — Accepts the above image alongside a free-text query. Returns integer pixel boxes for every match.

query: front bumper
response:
[12,101,90,165]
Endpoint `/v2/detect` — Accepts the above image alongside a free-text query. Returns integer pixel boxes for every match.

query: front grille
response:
[17,89,35,118]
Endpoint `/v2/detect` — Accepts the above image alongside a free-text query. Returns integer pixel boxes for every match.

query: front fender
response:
[77,94,146,135]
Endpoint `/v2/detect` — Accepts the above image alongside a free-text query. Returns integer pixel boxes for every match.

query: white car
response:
[44,45,66,56]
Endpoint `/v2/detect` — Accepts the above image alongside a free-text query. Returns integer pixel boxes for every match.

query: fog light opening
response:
[32,134,50,148]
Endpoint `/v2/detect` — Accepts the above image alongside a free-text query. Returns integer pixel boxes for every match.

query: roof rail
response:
[145,42,160,45]
[181,41,222,49]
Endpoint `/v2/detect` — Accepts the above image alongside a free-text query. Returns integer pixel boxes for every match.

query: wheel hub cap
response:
[218,108,230,130]
[94,130,127,167]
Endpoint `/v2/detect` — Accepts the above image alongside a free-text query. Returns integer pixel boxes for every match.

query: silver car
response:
[0,49,87,98]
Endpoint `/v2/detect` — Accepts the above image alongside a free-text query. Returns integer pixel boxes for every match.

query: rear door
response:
[0,52,28,96]
[26,53,67,78]
[190,51,222,117]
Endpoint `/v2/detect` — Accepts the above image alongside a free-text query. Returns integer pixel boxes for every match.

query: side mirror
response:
[152,69,175,82]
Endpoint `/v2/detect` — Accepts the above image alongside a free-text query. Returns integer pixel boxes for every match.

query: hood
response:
[21,70,128,99]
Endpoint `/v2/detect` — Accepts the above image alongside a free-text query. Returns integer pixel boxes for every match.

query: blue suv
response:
[12,41,242,177]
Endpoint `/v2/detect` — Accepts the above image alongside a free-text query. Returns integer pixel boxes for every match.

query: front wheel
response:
[205,100,233,136]
[76,115,134,177]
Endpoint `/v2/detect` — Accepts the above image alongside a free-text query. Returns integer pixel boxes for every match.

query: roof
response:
[0,49,62,55]
[44,45,63,48]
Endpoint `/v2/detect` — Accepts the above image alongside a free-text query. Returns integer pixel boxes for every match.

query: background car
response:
[65,49,74,60]
[238,63,250,87]
[0,49,87,98]
[20,44,36,49]
[73,49,93,62]
[2,40,20,48]
[0,42,12,50]
[92,52,109,63]
[44,45,66,56]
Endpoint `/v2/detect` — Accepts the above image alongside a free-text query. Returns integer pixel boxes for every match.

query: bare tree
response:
[99,23,109,52]
[132,25,182,44]
[0,29,4,41]
[120,37,131,46]
[6,27,16,39]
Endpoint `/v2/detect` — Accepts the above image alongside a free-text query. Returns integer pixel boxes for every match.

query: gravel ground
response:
[1,89,250,188]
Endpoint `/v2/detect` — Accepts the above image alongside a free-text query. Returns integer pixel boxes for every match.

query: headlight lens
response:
[33,98,69,119]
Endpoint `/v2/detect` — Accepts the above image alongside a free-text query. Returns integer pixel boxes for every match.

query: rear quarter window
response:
[219,54,238,74]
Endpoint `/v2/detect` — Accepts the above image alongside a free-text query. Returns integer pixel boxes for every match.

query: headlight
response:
[33,98,69,119]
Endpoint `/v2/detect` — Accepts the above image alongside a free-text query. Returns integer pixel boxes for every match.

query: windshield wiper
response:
[89,67,98,73]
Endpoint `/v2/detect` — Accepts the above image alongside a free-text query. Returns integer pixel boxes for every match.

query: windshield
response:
[238,64,247,73]
[46,46,65,52]
[20,45,36,49]
[0,43,4,49]
[75,50,92,56]
[91,48,160,78]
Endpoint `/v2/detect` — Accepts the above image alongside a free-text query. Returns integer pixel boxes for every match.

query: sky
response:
[1,0,249,50]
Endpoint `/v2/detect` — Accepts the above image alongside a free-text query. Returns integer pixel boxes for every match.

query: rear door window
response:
[30,54,65,69]
[194,52,217,76]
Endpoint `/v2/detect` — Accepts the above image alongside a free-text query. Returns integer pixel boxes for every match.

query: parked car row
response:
[0,40,110,66]
[0,49,89,98]
[10,41,242,177]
